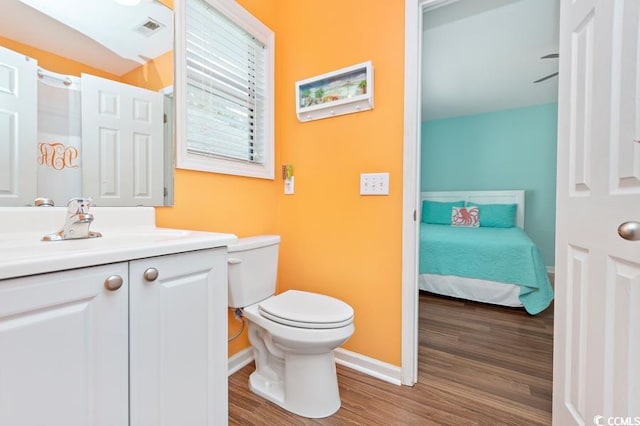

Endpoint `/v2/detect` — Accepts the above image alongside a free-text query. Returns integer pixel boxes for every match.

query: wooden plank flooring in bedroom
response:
[229,291,554,426]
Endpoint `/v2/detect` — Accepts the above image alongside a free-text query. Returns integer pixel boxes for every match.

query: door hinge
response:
[163,113,167,123]
[413,209,417,221]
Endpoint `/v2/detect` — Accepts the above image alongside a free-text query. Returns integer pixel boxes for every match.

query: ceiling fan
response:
[533,53,559,83]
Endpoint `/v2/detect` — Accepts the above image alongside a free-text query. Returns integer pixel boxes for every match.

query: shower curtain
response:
[37,69,82,205]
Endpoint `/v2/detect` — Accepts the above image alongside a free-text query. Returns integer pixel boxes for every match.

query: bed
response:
[419,190,554,315]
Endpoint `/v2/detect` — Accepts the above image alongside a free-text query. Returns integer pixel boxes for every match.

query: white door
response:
[0,46,37,206]
[81,73,164,206]
[553,0,640,424]
[0,263,129,426]
[129,249,228,426]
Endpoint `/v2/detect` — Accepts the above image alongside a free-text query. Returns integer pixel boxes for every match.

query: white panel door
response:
[129,248,228,426]
[0,46,37,205]
[553,0,640,424]
[81,73,164,206]
[0,263,129,426]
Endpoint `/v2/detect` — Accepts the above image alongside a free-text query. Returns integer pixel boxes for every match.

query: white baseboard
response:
[546,266,555,274]
[334,348,402,386]
[227,347,254,376]
[227,346,402,386]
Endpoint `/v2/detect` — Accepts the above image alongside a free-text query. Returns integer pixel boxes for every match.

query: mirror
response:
[0,0,174,207]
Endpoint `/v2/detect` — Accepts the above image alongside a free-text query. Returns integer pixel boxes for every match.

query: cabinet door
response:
[0,263,129,426]
[130,248,228,426]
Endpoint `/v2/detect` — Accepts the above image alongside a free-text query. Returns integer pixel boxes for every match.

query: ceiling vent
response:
[135,17,165,36]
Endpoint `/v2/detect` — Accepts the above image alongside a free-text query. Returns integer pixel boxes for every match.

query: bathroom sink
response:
[0,207,237,280]
[110,228,192,240]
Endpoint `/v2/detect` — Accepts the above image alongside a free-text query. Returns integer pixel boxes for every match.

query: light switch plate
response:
[360,173,389,195]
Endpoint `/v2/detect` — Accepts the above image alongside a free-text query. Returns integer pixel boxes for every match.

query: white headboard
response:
[421,190,525,228]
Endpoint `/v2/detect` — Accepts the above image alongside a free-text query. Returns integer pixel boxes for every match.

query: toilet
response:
[227,235,355,418]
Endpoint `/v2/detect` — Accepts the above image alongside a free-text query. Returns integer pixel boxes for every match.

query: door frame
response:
[401,0,459,386]
[403,0,562,389]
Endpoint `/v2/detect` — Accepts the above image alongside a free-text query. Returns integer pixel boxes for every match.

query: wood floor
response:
[229,291,554,425]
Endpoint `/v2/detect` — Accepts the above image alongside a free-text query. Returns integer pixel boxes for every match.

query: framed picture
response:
[295,61,373,122]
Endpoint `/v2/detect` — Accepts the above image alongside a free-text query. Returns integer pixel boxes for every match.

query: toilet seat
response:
[258,290,354,329]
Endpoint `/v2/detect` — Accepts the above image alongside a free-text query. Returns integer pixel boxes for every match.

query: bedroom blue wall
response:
[421,103,558,267]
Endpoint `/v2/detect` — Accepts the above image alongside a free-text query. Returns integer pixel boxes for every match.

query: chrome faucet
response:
[42,197,102,241]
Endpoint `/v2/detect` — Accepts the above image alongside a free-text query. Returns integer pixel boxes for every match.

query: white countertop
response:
[0,207,237,280]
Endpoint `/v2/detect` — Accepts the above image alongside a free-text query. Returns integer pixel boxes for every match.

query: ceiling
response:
[421,0,560,121]
[1,0,556,114]
[0,0,173,76]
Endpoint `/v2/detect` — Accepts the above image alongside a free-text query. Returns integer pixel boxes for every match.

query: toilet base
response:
[249,351,341,418]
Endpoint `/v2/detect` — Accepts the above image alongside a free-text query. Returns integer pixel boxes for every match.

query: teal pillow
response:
[421,200,464,224]
[469,203,517,228]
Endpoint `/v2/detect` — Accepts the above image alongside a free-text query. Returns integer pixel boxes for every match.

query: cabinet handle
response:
[104,275,124,291]
[143,268,159,282]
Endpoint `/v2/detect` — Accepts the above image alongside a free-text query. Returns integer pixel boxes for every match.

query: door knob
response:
[104,275,124,291]
[618,221,640,241]
[143,267,159,282]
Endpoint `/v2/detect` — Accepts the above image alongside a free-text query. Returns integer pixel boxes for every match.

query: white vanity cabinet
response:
[0,247,229,426]
[0,262,130,426]
[130,247,228,426]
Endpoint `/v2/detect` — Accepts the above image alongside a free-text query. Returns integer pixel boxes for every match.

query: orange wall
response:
[157,0,406,365]
[1,37,170,92]
[272,1,405,365]
[121,51,173,92]
[0,36,120,81]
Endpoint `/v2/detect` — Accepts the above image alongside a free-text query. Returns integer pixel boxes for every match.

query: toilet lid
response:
[258,290,354,329]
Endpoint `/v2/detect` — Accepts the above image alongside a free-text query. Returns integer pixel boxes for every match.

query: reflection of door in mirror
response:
[0,46,37,206]
[0,48,166,207]
[0,0,174,207]
[81,74,164,207]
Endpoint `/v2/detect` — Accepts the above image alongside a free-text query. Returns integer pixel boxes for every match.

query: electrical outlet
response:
[284,176,294,194]
[360,173,389,195]
[233,308,243,321]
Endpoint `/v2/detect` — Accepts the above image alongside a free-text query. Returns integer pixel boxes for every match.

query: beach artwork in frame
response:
[296,61,373,122]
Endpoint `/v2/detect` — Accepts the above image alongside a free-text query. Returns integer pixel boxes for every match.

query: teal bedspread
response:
[419,223,554,315]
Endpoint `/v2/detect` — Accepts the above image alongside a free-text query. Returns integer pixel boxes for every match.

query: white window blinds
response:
[185,0,267,165]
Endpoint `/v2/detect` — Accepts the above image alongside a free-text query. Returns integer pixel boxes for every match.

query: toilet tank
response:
[227,235,280,308]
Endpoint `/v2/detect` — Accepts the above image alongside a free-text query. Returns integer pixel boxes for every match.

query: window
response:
[176,0,274,179]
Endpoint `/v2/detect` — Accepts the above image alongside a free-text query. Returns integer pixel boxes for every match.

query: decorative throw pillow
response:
[467,203,517,228]
[451,206,480,227]
[421,200,465,224]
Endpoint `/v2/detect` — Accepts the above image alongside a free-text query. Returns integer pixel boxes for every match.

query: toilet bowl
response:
[227,236,355,418]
